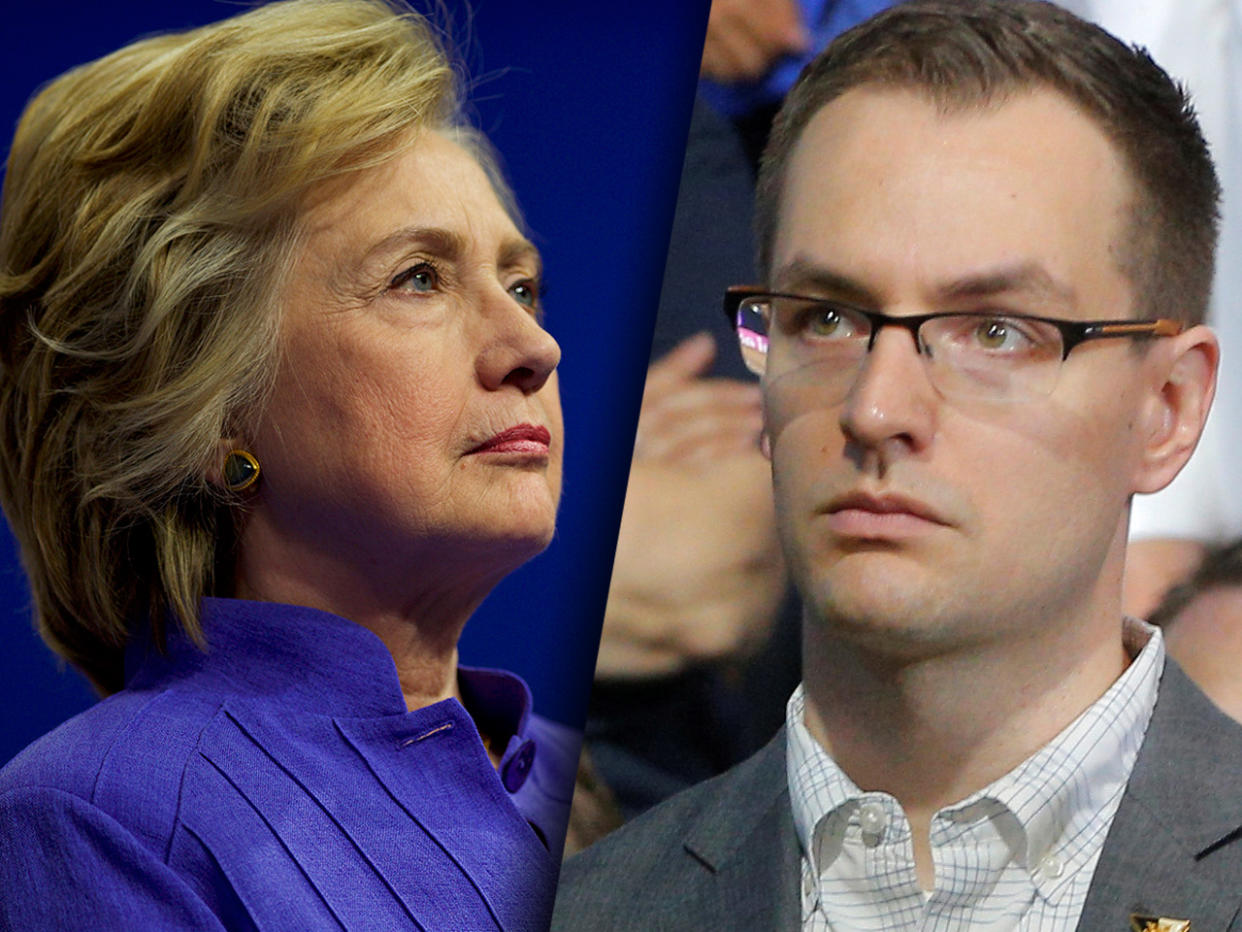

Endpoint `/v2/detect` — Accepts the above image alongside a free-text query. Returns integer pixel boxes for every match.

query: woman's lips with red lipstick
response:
[467,424,551,456]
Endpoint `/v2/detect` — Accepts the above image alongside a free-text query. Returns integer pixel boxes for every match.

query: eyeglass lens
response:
[736,296,1066,402]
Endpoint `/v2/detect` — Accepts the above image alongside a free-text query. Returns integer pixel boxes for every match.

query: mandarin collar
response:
[122,597,535,741]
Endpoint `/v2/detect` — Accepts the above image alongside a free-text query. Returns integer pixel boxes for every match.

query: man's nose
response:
[837,324,938,455]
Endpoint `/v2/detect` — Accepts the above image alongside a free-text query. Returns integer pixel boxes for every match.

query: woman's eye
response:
[390,262,439,293]
[509,278,542,310]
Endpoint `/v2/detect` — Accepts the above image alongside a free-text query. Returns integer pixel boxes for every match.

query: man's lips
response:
[823,491,950,537]
[467,424,552,456]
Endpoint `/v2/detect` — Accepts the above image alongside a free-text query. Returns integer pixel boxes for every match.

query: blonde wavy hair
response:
[0,0,490,693]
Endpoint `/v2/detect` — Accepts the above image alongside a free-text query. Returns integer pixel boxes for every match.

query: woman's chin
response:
[492,509,559,559]
[462,491,559,564]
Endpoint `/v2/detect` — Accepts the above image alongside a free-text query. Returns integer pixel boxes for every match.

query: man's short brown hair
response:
[755,0,1220,325]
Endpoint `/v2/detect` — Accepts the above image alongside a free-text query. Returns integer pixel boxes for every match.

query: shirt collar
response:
[787,619,1164,896]
[123,597,536,765]
[967,618,1161,895]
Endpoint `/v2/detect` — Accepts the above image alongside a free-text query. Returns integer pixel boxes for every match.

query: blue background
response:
[0,0,709,762]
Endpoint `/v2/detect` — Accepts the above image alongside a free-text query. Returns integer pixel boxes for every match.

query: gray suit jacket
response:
[553,661,1242,930]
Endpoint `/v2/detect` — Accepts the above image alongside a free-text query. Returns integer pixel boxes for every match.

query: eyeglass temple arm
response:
[1064,318,1182,358]
[1088,320,1183,337]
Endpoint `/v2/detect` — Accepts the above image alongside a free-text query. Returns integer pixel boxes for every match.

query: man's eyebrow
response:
[772,258,877,305]
[772,257,1077,309]
[935,261,1077,308]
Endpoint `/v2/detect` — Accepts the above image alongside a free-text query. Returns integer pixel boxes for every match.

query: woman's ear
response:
[1132,324,1218,494]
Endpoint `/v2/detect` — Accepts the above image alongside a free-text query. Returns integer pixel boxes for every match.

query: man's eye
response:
[390,262,439,293]
[812,308,841,336]
[970,317,1036,352]
[801,304,859,339]
[975,318,1013,348]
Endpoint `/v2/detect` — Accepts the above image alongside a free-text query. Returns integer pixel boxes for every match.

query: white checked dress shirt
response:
[787,621,1163,931]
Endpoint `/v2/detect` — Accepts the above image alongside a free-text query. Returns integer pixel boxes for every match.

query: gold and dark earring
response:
[222,449,261,492]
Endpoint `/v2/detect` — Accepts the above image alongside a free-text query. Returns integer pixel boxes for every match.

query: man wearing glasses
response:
[555,0,1238,928]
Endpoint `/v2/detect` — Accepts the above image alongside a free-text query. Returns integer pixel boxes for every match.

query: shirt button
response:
[1037,854,1064,880]
[858,802,888,835]
[500,739,536,793]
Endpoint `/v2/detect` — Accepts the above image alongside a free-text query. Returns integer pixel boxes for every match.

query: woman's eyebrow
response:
[360,226,466,265]
[357,228,540,278]
[498,237,543,277]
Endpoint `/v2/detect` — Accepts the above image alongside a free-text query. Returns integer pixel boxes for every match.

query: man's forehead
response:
[783,83,1125,190]
[770,85,1135,315]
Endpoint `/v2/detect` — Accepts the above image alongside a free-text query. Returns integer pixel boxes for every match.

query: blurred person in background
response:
[1150,539,1242,722]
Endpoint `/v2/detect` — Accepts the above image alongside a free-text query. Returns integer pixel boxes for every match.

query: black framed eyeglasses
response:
[723,286,1182,403]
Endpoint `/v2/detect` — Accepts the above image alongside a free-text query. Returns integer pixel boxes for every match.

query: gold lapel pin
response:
[1130,916,1191,932]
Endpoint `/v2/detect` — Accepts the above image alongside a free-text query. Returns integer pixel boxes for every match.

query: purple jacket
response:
[0,597,579,930]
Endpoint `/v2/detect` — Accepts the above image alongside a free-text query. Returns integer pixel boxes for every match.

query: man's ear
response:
[1132,324,1218,494]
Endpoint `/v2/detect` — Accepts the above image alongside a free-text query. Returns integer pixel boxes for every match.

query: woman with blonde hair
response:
[0,0,577,926]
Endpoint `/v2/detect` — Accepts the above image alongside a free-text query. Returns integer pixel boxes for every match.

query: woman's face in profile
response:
[247,132,563,589]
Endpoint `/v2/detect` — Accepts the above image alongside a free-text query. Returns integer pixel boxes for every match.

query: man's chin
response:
[802,573,985,660]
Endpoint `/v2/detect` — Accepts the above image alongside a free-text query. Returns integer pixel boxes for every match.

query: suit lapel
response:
[1078,796,1239,930]
[708,789,800,930]
[681,729,800,930]
[1077,661,1242,931]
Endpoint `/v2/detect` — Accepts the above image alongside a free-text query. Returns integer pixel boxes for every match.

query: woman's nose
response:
[477,289,561,393]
